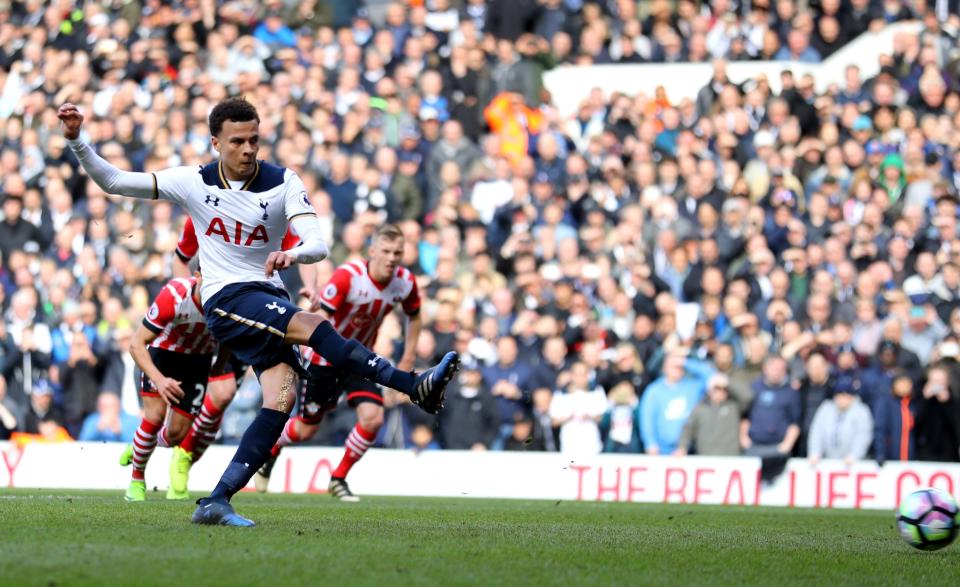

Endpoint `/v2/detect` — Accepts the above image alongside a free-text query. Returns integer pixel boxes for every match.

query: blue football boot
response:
[191,497,256,527]
[411,351,460,414]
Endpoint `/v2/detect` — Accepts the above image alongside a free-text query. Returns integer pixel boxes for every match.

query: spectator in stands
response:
[483,335,534,450]
[639,349,714,455]
[532,336,570,394]
[901,303,950,366]
[0,193,43,267]
[99,326,140,418]
[530,388,558,452]
[775,30,822,63]
[4,289,52,402]
[675,373,741,456]
[504,413,540,451]
[807,375,874,464]
[796,351,833,457]
[600,382,641,453]
[61,331,100,437]
[915,365,960,462]
[549,361,607,455]
[411,423,442,452]
[712,342,753,410]
[873,372,918,463]
[0,375,18,440]
[77,391,137,443]
[439,359,500,450]
[22,379,63,434]
[597,343,647,395]
[741,356,800,457]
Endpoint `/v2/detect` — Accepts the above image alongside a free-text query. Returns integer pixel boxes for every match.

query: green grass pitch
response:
[1,490,957,586]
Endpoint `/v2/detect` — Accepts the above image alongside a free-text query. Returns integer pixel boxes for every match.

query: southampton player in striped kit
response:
[119,274,220,501]
[254,224,421,500]
[166,216,307,497]
[59,98,459,526]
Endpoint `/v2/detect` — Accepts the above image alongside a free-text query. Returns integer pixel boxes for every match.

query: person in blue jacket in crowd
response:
[640,348,714,454]
[78,391,139,443]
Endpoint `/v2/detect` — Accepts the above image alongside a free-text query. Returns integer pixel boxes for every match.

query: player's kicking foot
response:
[125,480,146,502]
[254,455,277,493]
[329,477,360,502]
[168,447,192,499]
[411,351,460,414]
[119,444,133,467]
[191,498,255,527]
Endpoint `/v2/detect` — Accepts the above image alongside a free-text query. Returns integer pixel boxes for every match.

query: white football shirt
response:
[153,160,316,304]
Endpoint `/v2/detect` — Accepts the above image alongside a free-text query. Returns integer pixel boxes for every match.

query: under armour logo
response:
[368,356,379,367]
[205,195,220,207]
[265,302,286,314]
[259,200,269,221]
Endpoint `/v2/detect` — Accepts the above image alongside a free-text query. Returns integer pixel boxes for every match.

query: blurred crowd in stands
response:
[0,0,959,466]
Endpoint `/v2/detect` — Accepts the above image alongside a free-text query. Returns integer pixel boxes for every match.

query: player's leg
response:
[253,417,320,493]
[329,382,385,502]
[162,378,205,500]
[156,407,194,447]
[193,362,297,527]
[284,312,460,414]
[276,417,320,454]
[255,364,337,492]
[181,355,247,464]
[120,396,167,502]
[163,409,197,500]
[179,373,235,462]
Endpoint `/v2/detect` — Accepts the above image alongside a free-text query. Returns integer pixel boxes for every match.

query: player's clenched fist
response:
[57,103,84,140]
[264,250,296,277]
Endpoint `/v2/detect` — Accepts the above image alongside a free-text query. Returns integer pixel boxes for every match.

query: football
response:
[896,489,959,551]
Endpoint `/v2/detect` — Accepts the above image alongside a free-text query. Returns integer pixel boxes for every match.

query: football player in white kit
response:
[58,98,460,527]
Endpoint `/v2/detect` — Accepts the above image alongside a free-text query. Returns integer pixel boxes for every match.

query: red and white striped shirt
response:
[305,261,420,366]
[143,277,216,354]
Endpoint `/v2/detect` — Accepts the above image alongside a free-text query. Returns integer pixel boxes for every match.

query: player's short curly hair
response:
[208,97,260,137]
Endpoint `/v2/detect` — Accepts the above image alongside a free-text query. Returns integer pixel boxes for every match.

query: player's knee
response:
[359,407,384,432]
[167,420,192,444]
[287,311,324,344]
[143,404,166,425]
[210,380,237,406]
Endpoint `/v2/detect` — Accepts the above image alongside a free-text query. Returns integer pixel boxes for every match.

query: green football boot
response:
[125,480,146,502]
[167,447,193,500]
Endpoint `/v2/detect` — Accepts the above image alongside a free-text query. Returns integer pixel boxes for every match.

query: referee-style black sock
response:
[209,408,288,501]
[308,321,416,395]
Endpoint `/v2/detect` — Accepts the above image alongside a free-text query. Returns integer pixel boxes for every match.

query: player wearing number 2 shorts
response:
[118,273,220,502]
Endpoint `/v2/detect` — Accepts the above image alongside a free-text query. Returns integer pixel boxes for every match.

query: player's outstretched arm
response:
[58,103,158,199]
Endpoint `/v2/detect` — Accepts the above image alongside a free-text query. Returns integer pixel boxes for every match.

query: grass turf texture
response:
[1,490,957,586]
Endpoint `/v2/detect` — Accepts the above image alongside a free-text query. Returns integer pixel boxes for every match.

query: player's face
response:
[369,236,404,281]
[212,120,260,180]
